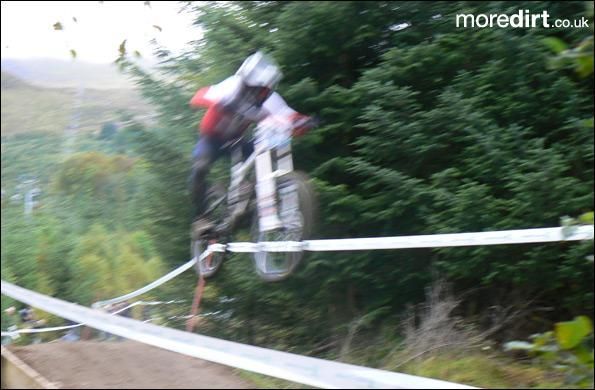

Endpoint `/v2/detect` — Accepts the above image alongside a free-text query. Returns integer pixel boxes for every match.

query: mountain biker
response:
[189,51,316,233]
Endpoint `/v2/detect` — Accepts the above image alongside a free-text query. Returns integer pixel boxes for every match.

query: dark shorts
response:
[192,135,254,164]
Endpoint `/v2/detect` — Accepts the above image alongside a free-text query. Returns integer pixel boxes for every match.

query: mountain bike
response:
[190,116,317,282]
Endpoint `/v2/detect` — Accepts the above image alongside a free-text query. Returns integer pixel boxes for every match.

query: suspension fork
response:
[254,139,298,233]
[255,148,284,232]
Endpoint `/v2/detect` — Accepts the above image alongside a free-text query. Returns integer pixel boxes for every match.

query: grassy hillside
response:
[1,71,153,136]
[0,58,142,90]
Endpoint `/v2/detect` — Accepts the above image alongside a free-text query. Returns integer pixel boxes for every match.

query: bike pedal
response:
[191,219,216,240]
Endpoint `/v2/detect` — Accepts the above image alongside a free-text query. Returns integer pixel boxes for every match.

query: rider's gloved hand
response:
[292,115,319,137]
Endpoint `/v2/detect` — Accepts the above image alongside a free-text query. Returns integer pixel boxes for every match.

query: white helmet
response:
[236,51,282,89]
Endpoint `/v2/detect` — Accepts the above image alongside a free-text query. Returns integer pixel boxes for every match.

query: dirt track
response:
[9,340,254,389]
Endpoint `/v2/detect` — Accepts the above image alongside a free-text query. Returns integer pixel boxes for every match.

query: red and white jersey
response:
[190,75,308,140]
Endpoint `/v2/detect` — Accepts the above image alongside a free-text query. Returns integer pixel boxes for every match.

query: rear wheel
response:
[191,183,227,278]
[191,238,224,278]
[252,171,317,282]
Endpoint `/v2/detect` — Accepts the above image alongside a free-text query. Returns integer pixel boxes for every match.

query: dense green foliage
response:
[1,1,593,385]
[121,0,593,345]
[1,131,172,337]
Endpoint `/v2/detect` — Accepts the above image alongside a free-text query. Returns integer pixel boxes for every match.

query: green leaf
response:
[555,316,593,350]
[542,37,568,54]
[133,50,142,58]
[579,211,594,225]
[576,316,593,334]
[119,39,127,57]
[574,345,594,365]
[576,55,594,78]
[533,331,555,347]
[70,49,77,59]
[53,22,63,31]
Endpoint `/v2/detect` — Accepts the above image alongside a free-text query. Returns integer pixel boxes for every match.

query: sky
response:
[1,1,202,64]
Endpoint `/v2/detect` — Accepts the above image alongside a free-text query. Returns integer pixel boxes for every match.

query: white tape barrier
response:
[92,255,204,308]
[2,281,475,389]
[91,226,593,310]
[1,323,81,337]
[2,227,589,384]
[225,226,594,252]
[1,300,187,338]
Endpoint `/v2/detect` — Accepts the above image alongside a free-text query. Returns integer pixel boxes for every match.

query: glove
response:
[292,115,320,137]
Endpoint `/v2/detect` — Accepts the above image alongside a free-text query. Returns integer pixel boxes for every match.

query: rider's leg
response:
[240,137,254,159]
[210,137,254,233]
[237,137,255,201]
[190,136,223,220]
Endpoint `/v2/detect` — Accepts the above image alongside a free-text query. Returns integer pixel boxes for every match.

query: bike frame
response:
[204,119,295,233]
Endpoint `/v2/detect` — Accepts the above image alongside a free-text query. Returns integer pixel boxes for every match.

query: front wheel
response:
[252,171,317,282]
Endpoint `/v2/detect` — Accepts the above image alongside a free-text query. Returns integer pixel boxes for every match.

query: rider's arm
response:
[189,76,243,110]
[189,86,212,108]
[262,92,313,136]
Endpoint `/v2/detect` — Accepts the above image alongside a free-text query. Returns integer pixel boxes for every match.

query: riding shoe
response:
[191,218,216,240]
